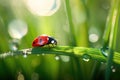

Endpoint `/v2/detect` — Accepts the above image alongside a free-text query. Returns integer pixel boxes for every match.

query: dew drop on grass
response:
[83,58,89,62]
[100,47,109,57]
[0,52,14,58]
[1,53,8,58]
[82,54,90,62]
[11,44,18,51]
[23,50,27,58]
[23,54,27,58]
[9,39,19,51]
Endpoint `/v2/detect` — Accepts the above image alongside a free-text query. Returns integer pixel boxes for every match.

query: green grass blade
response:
[105,0,120,80]
[64,0,76,46]
[1,46,120,65]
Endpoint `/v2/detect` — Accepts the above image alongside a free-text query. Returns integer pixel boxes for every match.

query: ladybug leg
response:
[47,44,52,49]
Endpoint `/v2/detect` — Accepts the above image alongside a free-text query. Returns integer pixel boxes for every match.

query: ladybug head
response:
[51,39,57,45]
[48,37,57,45]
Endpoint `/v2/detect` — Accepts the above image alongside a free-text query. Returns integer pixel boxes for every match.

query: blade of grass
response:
[102,0,114,49]
[64,0,83,79]
[1,46,120,65]
[105,0,119,80]
[64,0,76,46]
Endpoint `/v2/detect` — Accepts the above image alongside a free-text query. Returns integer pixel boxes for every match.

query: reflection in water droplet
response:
[8,19,28,39]
[27,51,32,54]
[82,54,90,62]
[55,56,60,60]
[100,47,109,57]
[17,72,24,80]
[0,52,14,58]
[83,58,89,62]
[23,50,27,58]
[60,55,70,62]
[25,0,61,16]
[31,72,39,80]
[9,39,20,51]
[1,53,8,58]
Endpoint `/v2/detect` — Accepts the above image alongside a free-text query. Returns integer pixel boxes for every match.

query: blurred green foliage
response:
[0,0,110,51]
[0,0,120,80]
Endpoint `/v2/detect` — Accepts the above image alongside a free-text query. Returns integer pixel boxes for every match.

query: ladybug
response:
[32,34,57,47]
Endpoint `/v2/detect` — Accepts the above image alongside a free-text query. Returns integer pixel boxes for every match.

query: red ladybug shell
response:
[32,35,49,47]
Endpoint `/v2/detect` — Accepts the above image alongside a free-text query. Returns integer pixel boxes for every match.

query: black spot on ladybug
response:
[33,41,35,44]
[39,39,42,43]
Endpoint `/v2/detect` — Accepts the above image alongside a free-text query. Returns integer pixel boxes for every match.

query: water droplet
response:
[55,55,60,60]
[25,48,32,54]
[1,53,8,58]
[60,55,70,62]
[23,50,27,58]
[9,39,20,51]
[27,51,32,54]
[100,47,109,57]
[23,54,27,58]
[8,19,28,39]
[17,72,24,80]
[82,54,90,62]
[31,72,39,80]
[0,51,14,58]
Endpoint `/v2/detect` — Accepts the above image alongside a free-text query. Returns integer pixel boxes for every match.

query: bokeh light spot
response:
[17,72,24,80]
[25,0,61,16]
[60,55,70,62]
[8,19,28,39]
[89,34,99,43]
